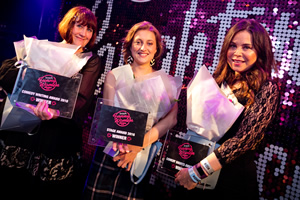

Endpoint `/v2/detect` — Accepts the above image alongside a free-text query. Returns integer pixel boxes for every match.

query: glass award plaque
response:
[157,130,221,189]
[10,66,82,119]
[157,130,213,178]
[0,95,41,133]
[88,98,149,147]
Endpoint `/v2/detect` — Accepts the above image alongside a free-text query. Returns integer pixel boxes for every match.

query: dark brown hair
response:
[122,21,164,68]
[213,19,276,107]
[58,6,97,49]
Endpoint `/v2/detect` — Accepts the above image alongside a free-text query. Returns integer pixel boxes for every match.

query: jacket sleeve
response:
[0,57,19,93]
[74,54,102,112]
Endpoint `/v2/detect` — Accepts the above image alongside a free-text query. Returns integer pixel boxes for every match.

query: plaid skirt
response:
[82,146,150,200]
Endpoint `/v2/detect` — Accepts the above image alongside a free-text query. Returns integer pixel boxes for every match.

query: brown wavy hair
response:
[58,6,97,50]
[213,19,276,107]
[122,21,164,68]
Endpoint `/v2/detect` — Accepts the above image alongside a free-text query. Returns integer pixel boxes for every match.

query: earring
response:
[150,58,155,67]
[127,55,134,64]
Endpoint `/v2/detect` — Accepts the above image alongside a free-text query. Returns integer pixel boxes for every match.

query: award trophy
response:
[0,66,82,133]
[10,66,82,119]
[88,98,149,147]
[157,130,221,189]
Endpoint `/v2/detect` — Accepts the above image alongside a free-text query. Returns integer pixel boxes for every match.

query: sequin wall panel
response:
[61,0,300,199]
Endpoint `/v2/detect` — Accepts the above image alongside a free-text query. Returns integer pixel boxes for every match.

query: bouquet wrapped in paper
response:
[14,35,92,77]
[89,66,182,147]
[0,36,91,132]
[114,69,182,129]
[186,65,244,142]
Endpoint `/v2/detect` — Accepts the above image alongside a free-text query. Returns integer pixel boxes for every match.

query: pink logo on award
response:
[178,143,195,159]
[113,110,133,127]
[38,75,60,91]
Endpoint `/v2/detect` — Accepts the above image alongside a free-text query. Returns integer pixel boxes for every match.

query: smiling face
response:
[71,21,93,51]
[227,30,257,74]
[130,30,157,67]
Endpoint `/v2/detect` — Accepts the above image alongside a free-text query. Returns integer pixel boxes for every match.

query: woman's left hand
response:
[26,100,59,120]
[112,143,143,171]
[175,168,198,190]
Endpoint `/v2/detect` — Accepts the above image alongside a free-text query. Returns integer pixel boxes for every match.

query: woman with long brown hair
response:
[175,19,279,200]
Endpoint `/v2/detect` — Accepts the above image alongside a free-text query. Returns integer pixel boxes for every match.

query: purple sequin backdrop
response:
[60,0,299,199]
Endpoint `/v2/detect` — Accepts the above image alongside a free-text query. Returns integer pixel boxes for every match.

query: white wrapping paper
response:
[186,65,244,142]
[13,35,92,77]
[114,69,182,127]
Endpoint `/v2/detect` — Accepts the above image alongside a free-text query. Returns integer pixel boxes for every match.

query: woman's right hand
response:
[175,167,198,190]
[112,141,131,153]
[26,100,59,120]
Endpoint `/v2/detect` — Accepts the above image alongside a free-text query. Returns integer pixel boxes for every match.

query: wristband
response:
[200,158,214,175]
[196,164,208,179]
[188,167,201,183]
